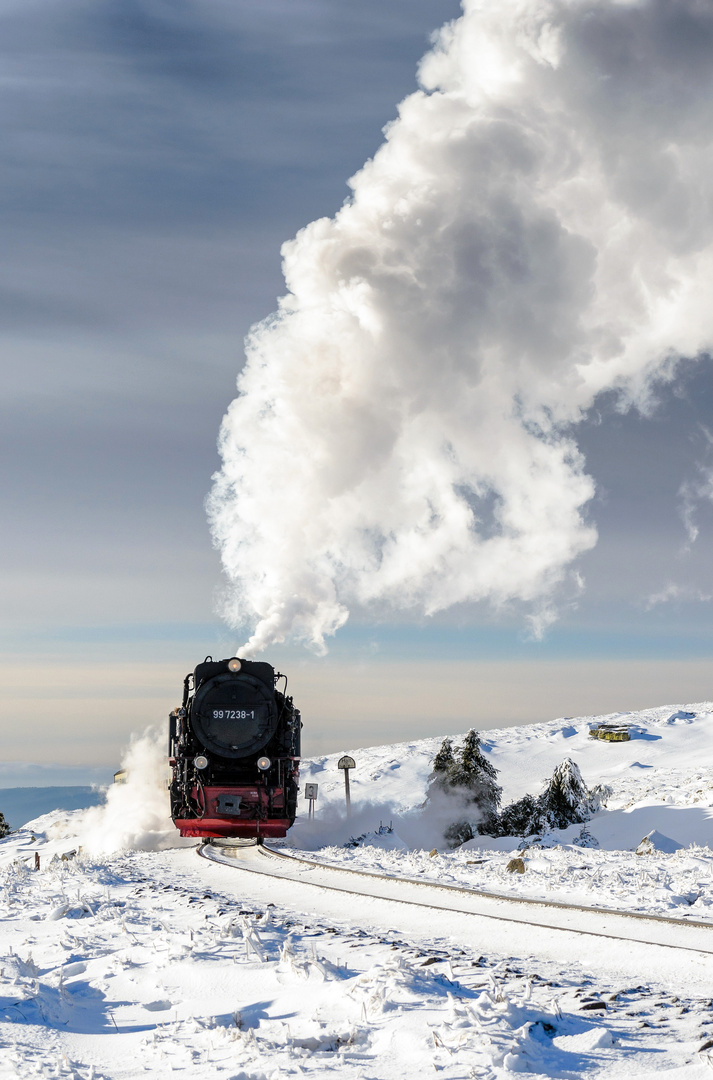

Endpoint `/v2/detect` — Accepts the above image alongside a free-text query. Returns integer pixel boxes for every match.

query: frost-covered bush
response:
[345,823,394,848]
[590,783,613,809]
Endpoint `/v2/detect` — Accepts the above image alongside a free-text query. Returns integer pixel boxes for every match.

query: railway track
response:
[198,839,713,958]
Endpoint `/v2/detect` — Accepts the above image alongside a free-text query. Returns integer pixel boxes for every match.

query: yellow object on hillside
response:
[588,725,631,743]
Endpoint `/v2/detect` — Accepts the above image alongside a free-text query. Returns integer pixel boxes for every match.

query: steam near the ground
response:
[72,730,180,856]
[66,733,483,857]
[209,0,713,654]
[288,784,479,855]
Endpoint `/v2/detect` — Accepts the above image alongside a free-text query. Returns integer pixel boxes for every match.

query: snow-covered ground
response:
[289,701,713,920]
[2,702,713,1078]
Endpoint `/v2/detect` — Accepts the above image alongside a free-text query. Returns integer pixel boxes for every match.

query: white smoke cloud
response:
[209,0,713,655]
[75,730,189,856]
[286,789,481,854]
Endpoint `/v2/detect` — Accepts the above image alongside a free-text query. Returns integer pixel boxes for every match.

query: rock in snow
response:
[635,829,685,855]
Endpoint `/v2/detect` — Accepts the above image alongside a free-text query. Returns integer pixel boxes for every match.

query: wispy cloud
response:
[679,425,713,546]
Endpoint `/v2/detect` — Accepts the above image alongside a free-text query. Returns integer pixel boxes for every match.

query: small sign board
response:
[337,755,355,770]
[304,783,319,799]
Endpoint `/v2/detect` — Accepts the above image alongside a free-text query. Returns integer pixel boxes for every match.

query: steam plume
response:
[209,0,713,654]
[76,730,184,855]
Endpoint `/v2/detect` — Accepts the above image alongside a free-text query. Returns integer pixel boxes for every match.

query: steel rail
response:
[259,842,713,932]
[198,839,713,956]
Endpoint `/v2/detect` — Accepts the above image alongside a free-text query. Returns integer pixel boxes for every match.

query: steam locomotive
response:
[169,656,301,839]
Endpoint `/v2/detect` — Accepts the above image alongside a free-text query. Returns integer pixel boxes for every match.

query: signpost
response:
[304,782,318,820]
[337,755,356,817]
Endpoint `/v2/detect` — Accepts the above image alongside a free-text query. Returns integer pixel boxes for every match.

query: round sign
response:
[337,755,356,770]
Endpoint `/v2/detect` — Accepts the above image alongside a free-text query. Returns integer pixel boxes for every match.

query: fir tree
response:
[450,729,502,821]
[456,730,500,790]
[425,737,455,809]
[496,757,598,838]
[540,758,592,830]
[430,737,455,784]
[444,820,474,847]
[0,812,9,838]
[496,793,540,838]
[573,824,599,848]
[427,730,502,846]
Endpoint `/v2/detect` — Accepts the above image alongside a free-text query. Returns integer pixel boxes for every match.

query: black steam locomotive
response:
[169,656,301,839]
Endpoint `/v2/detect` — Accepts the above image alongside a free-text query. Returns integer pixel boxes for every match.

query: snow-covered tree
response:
[428,730,501,810]
[0,812,9,839]
[496,793,540,838]
[429,737,455,789]
[459,730,502,836]
[453,731,501,809]
[444,819,475,848]
[494,757,599,839]
[427,730,502,846]
[539,758,594,830]
[573,824,599,848]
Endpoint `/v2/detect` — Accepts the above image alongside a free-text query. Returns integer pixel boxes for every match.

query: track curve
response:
[198,839,713,957]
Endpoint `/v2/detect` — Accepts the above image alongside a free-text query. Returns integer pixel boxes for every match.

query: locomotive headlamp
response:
[194,755,209,770]
[228,658,242,673]
[257,756,271,771]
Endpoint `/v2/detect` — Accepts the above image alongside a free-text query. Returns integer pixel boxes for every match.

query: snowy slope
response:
[2,703,713,1077]
[296,701,713,833]
[289,701,713,919]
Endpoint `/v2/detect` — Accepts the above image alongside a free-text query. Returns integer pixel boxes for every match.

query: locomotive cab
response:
[169,656,301,839]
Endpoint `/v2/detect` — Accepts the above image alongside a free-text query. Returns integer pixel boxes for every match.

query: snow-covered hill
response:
[281,701,713,921]
[294,700,713,846]
[299,700,712,815]
[0,787,106,831]
[2,702,713,1078]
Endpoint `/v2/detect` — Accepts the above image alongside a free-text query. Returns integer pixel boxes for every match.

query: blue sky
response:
[3,0,713,776]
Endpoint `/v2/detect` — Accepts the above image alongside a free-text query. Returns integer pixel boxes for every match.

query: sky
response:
[3,0,713,778]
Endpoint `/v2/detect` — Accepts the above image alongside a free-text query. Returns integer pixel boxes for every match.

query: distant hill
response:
[0,787,106,831]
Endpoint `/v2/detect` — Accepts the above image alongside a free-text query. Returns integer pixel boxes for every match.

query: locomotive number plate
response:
[212,709,255,720]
